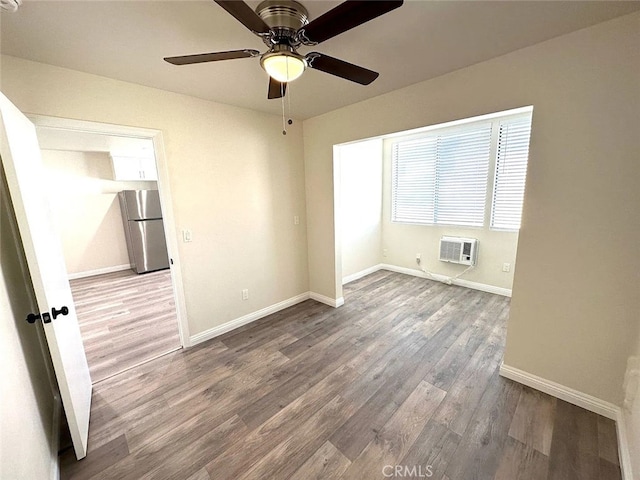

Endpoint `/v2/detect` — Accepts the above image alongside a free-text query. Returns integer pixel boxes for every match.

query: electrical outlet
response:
[242,289,249,300]
[502,263,511,273]
[416,253,421,260]
[383,249,388,257]
[294,215,300,225]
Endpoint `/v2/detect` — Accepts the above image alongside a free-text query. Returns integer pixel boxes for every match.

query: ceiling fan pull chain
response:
[282,61,289,135]
[287,82,293,127]
[281,88,287,135]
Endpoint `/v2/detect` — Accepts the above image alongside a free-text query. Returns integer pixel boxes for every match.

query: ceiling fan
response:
[164,0,404,100]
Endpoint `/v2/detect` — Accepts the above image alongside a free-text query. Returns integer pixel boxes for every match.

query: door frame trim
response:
[27,114,190,348]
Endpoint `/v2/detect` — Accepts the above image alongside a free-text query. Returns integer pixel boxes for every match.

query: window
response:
[491,117,532,230]
[391,112,532,230]
[392,123,492,227]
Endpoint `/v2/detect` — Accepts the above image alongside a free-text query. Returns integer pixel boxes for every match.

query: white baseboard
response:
[310,292,344,308]
[499,363,618,419]
[615,409,635,480]
[500,363,635,479]
[67,264,131,280]
[380,264,512,297]
[189,292,310,346]
[342,264,383,285]
[50,394,61,480]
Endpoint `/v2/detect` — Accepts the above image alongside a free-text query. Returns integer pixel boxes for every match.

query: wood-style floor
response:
[60,271,621,480]
[70,269,181,383]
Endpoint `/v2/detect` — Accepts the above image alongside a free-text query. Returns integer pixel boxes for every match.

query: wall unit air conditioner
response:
[439,236,478,266]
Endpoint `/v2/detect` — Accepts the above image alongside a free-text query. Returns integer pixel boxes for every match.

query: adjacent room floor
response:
[60,271,621,479]
[70,269,181,383]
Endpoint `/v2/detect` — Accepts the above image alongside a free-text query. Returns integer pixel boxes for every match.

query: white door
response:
[0,93,92,459]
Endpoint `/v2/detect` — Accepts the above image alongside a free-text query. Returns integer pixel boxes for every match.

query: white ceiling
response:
[2,1,639,119]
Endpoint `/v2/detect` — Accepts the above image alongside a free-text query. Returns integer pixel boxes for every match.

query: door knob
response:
[25,313,41,324]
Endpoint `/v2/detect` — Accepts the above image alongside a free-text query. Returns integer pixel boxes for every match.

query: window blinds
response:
[491,117,532,230]
[392,124,492,227]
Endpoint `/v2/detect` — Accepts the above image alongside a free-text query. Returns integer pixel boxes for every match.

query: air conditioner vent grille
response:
[440,241,462,263]
[439,236,478,265]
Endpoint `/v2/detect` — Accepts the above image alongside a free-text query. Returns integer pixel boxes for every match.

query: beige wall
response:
[623,330,640,477]
[303,12,640,406]
[0,166,56,480]
[338,139,382,280]
[1,54,309,338]
[41,149,153,275]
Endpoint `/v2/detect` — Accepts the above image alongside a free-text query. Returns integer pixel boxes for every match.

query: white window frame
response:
[390,110,532,232]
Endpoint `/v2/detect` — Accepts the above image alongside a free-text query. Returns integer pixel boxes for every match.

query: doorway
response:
[30,115,188,383]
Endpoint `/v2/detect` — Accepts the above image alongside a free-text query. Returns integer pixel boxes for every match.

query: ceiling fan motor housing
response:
[256,0,309,36]
[257,0,309,81]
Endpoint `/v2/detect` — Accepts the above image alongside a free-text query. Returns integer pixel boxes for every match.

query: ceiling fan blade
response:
[305,52,379,85]
[164,49,260,65]
[298,0,403,45]
[268,77,287,99]
[214,0,271,35]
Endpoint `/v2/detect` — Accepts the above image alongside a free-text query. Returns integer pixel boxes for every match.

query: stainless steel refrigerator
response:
[118,190,170,274]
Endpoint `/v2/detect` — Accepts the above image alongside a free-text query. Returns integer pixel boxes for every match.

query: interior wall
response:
[41,149,154,276]
[338,139,382,281]
[0,166,56,480]
[381,136,518,291]
[623,330,640,477]
[1,54,309,339]
[302,12,640,406]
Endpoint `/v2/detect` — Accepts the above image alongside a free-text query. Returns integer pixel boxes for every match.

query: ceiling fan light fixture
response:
[261,51,306,83]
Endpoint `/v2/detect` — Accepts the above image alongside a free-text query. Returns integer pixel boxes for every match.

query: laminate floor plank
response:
[60,272,622,480]
[547,400,600,480]
[493,437,549,480]
[508,388,556,456]
[444,368,522,480]
[61,433,129,480]
[233,395,358,480]
[96,415,248,480]
[70,269,181,383]
[344,270,397,295]
[429,303,509,437]
[341,380,446,480]
[342,269,394,293]
[330,333,435,460]
[279,297,418,359]
[184,468,211,480]
[329,301,476,462]
[289,441,351,480]
[160,334,296,409]
[238,303,429,430]
[125,349,291,453]
[397,420,462,479]
[216,300,326,351]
